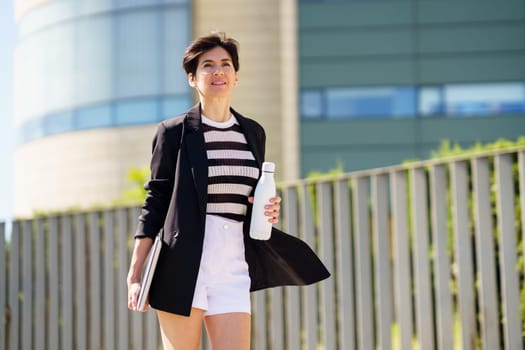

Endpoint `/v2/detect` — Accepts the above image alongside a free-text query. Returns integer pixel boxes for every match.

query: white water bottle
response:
[249,162,276,240]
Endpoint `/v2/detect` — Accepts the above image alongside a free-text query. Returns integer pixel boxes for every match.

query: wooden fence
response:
[1,147,525,349]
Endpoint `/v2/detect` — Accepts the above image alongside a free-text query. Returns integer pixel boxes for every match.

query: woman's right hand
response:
[128,281,149,312]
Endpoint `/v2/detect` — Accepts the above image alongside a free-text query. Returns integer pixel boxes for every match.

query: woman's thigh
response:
[205,312,251,350]
[157,308,205,350]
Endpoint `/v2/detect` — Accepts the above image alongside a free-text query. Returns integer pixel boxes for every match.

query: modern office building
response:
[13,0,525,216]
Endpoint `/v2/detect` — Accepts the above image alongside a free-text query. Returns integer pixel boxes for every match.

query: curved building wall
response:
[14,0,191,217]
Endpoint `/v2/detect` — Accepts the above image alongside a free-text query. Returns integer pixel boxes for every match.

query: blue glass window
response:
[300,90,323,119]
[115,98,158,125]
[44,111,74,135]
[161,96,192,120]
[76,104,113,129]
[325,86,416,119]
[420,82,525,117]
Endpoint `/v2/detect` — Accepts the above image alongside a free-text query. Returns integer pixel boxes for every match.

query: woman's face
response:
[188,46,238,99]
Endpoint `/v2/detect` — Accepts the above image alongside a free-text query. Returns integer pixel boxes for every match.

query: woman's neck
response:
[200,99,232,122]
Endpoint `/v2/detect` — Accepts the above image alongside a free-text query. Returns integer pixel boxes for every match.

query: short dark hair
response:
[182,32,240,76]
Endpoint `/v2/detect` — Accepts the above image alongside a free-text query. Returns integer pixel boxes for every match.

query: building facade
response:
[299,0,525,174]
[13,0,298,216]
[13,0,525,216]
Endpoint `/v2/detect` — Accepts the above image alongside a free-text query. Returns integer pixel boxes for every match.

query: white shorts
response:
[191,215,251,316]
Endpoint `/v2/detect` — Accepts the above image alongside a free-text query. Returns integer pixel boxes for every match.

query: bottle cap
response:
[262,162,275,173]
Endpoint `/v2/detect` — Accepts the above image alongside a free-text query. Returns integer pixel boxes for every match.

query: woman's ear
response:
[188,73,196,88]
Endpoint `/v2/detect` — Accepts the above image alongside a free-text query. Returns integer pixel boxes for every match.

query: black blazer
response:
[136,104,330,316]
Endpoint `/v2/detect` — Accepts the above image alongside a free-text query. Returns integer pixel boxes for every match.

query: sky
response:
[0,1,15,222]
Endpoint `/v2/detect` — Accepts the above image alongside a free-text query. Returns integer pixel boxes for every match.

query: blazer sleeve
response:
[135,121,182,239]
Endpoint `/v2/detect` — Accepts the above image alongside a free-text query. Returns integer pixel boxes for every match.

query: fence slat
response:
[429,165,454,350]
[8,222,20,350]
[519,151,525,281]
[317,182,336,350]
[495,154,523,350]
[117,209,130,350]
[410,168,435,350]
[89,212,102,350]
[146,311,158,350]
[390,170,413,350]
[372,174,392,350]
[104,211,116,350]
[48,217,60,350]
[35,219,45,350]
[21,221,32,350]
[0,222,5,350]
[75,214,87,350]
[472,158,501,350]
[62,216,74,350]
[353,176,374,350]
[300,185,318,350]
[129,207,144,350]
[252,290,267,350]
[270,288,284,350]
[334,179,355,350]
[451,161,476,350]
[283,187,301,350]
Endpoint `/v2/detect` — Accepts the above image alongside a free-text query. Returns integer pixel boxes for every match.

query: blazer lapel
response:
[183,104,208,217]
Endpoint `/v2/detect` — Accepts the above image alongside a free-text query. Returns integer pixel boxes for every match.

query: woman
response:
[127,32,329,350]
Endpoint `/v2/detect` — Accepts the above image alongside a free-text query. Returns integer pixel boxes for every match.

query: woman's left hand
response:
[248,196,282,224]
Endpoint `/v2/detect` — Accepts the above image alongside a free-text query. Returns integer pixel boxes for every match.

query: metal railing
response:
[2,147,525,349]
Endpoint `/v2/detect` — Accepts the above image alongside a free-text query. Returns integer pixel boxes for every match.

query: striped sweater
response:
[202,114,260,222]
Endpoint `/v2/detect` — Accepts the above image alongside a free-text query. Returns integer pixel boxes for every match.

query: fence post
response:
[353,176,374,350]
[495,154,522,350]
[8,222,20,350]
[62,215,74,350]
[103,211,116,350]
[21,221,33,350]
[390,170,413,350]
[75,213,88,350]
[317,181,336,350]
[0,222,5,350]
[472,158,501,350]
[372,174,392,350]
[89,212,102,350]
[283,187,301,350]
[48,217,59,350]
[430,165,454,350]
[334,179,355,350]
[300,185,318,350]
[411,168,435,350]
[117,208,130,350]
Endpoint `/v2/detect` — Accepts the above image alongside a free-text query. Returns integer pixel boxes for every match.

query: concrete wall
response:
[14,125,155,217]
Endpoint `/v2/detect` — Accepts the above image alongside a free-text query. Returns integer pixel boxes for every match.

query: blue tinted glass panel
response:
[45,112,74,135]
[161,96,192,120]
[392,87,416,118]
[300,90,323,119]
[163,8,190,95]
[76,104,113,129]
[19,118,44,144]
[326,87,415,119]
[115,10,160,98]
[419,87,444,116]
[115,99,158,125]
[444,83,525,116]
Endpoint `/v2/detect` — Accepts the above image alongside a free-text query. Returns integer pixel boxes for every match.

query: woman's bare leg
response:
[205,312,251,350]
[157,308,205,350]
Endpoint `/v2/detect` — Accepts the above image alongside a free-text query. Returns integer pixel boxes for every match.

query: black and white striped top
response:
[202,114,260,222]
